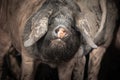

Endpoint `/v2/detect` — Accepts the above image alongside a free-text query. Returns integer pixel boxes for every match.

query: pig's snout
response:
[53,25,69,39]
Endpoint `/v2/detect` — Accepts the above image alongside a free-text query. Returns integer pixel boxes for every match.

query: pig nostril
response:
[53,26,69,39]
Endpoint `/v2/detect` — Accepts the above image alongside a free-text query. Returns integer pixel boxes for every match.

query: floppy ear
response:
[75,0,107,48]
[75,13,98,48]
[24,7,53,47]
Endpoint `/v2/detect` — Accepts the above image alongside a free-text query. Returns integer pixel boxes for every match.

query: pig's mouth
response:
[50,39,66,48]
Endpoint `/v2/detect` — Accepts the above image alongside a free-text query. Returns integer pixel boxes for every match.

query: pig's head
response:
[23,0,97,63]
[37,7,81,63]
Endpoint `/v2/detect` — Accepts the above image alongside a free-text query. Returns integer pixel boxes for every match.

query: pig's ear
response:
[75,13,98,48]
[24,7,53,47]
[75,0,107,49]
